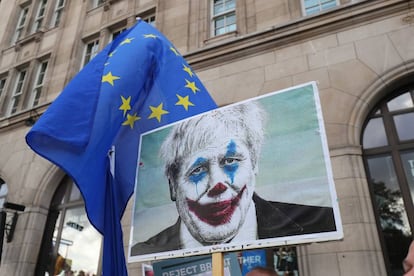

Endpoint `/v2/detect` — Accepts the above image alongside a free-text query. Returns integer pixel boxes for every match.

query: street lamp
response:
[0,200,26,264]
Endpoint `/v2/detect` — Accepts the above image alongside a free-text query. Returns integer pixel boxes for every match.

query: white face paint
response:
[173,136,256,244]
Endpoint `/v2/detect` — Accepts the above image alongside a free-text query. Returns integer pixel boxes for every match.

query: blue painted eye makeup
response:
[188,157,208,184]
[222,140,240,184]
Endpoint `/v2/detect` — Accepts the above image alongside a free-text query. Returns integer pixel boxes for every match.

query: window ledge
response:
[204,31,238,46]
[186,0,407,70]
[14,31,44,51]
[0,104,48,131]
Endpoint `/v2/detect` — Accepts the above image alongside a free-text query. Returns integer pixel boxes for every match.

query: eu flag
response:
[26,20,217,275]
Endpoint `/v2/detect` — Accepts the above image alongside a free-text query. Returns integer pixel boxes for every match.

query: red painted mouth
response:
[187,185,246,226]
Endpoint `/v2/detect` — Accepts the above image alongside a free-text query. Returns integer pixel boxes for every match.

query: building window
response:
[111,27,126,41]
[302,0,338,16]
[12,6,29,44]
[0,76,7,116]
[138,8,156,27]
[142,14,156,26]
[32,0,48,33]
[92,0,105,8]
[51,0,65,28]
[8,69,27,115]
[0,178,7,209]
[0,76,7,117]
[0,77,7,99]
[28,60,48,108]
[82,39,99,68]
[362,87,414,275]
[211,0,236,36]
[35,177,102,275]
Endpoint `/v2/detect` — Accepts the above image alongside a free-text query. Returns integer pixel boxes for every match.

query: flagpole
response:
[212,252,224,276]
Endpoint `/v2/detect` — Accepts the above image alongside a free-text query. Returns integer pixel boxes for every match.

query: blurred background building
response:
[0,0,413,275]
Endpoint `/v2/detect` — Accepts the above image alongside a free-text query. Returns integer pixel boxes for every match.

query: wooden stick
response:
[212,252,224,276]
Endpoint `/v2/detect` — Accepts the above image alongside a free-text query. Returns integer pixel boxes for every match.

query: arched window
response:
[36,176,102,275]
[362,86,414,276]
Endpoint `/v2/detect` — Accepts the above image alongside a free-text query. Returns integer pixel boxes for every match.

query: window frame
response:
[362,87,414,275]
[7,68,27,116]
[35,177,103,275]
[301,0,340,16]
[138,8,156,28]
[28,60,48,108]
[12,5,30,44]
[142,14,156,27]
[50,0,65,28]
[0,75,8,116]
[211,0,236,37]
[32,0,48,33]
[81,38,100,68]
[111,27,127,42]
[0,178,7,209]
[92,0,105,9]
[0,76,7,100]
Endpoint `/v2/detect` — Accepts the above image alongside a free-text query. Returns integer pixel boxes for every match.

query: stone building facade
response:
[0,0,413,275]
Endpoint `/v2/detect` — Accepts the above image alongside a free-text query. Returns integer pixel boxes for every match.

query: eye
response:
[189,165,207,176]
[223,157,237,165]
[221,157,242,167]
[187,165,208,184]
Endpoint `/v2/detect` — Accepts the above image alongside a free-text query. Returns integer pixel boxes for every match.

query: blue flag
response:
[26,20,217,275]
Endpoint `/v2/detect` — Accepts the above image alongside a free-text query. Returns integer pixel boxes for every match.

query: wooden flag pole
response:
[212,252,224,276]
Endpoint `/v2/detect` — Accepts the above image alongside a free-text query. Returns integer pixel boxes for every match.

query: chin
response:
[190,212,243,244]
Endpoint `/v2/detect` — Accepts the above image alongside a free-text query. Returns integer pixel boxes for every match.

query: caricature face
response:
[172,135,256,244]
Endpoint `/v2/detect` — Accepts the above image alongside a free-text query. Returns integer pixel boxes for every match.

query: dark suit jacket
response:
[131,193,336,256]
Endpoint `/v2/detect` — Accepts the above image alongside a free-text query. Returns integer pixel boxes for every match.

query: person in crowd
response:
[403,240,414,275]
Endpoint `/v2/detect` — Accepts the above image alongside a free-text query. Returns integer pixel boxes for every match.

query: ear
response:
[169,179,177,201]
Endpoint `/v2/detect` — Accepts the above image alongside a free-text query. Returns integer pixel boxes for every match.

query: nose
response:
[206,163,229,197]
[207,182,227,197]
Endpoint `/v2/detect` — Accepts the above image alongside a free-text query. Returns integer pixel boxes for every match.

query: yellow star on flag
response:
[122,113,140,129]
[144,34,157,39]
[170,47,179,56]
[119,95,131,116]
[102,72,120,86]
[183,64,194,77]
[185,79,200,94]
[148,103,169,122]
[176,94,194,111]
[120,37,134,45]
[109,50,116,57]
